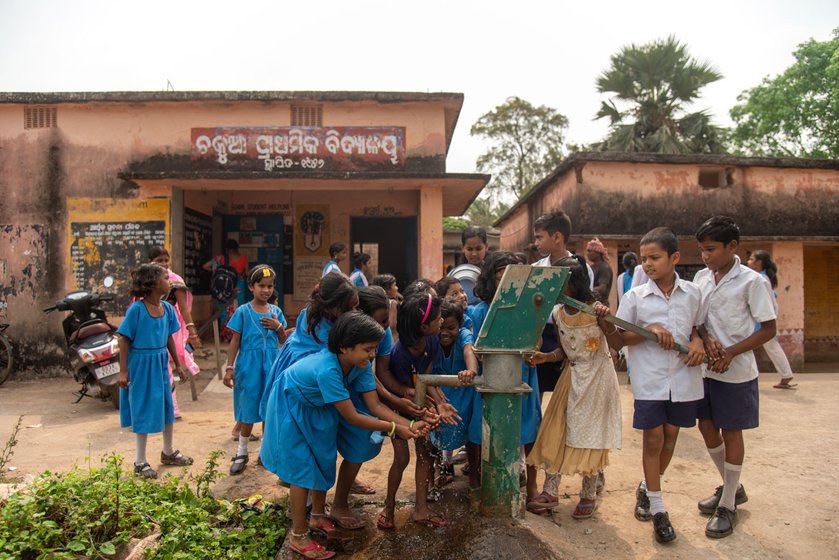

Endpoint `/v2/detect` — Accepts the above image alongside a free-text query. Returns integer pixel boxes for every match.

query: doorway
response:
[351,217,417,291]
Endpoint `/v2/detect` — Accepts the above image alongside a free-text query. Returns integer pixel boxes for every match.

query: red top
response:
[216,254,249,277]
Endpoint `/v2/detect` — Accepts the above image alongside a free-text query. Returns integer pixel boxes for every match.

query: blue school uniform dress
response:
[259,307,332,418]
[466,301,541,445]
[261,349,374,491]
[349,268,368,288]
[432,327,476,450]
[322,260,341,277]
[337,327,392,463]
[117,301,180,434]
[227,303,287,424]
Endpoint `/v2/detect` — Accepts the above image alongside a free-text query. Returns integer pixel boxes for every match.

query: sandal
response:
[349,480,377,495]
[308,514,337,538]
[526,491,559,509]
[571,500,599,519]
[327,512,365,530]
[160,449,194,466]
[526,503,549,515]
[289,535,336,559]
[134,462,158,479]
[413,510,449,528]
[376,510,395,530]
[773,379,798,389]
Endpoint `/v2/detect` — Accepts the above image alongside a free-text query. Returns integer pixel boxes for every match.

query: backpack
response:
[210,253,238,303]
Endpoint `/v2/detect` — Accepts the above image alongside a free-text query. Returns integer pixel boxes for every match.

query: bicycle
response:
[0,323,12,386]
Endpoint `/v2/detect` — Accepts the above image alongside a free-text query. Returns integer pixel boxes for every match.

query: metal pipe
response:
[413,374,484,407]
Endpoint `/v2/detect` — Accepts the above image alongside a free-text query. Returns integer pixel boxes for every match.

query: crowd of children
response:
[113,211,780,557]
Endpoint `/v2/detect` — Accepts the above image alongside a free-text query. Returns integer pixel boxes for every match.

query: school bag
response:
[210,253,238,303]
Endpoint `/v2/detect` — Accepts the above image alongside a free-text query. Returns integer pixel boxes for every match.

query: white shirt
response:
[630,264,649,289]
[693,256,776,384]
[616,276,706,402]
[535,252,595,324]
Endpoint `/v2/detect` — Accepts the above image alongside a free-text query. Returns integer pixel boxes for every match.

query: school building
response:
[494,152,839,370]
[0,91,488,368]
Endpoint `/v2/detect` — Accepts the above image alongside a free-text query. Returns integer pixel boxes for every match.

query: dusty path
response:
[1,357,837,559]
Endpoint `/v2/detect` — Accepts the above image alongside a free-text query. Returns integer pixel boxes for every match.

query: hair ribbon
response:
[420,293,432,324]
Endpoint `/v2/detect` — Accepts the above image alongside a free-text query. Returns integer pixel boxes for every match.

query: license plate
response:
[94,362,120,380]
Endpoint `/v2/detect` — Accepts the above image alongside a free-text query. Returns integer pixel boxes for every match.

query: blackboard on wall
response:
[184,209,213,295]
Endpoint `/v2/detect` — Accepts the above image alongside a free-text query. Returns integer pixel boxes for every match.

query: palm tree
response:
[594,36,727,153]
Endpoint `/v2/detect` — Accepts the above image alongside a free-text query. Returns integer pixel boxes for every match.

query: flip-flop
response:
[413,511,449,528]
[327,513,365,530]
[526,503,550,515]
[571,500,599,519]
[526,491,560,509]
[349,481,377,495]
[376,510,395,530]
[308,514,336,538]
[289,540,336,559]
[773,382,798,389]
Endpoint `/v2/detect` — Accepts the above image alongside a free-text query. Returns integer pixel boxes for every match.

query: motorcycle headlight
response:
[108,338,119,355]
[78,348,96,364]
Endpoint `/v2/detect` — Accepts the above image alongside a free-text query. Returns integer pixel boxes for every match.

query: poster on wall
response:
[184,209,213,295]
[293,257,325,301]
[67,198,169,315]
[294,204,330,258]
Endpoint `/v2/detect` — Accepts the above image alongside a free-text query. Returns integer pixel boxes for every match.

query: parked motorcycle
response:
[44,276,121,408]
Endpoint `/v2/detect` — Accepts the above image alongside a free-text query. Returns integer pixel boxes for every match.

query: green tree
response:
[443,216,469,230]
[594,36,726,153]
[466,196,509,227]
[730,28,839,159]
[470,97,568,201]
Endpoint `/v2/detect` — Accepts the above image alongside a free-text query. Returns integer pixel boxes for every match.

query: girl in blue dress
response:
[432,299,480,488]
[349,252,371,288]
[262,312,424,560]
[378,293,458,530]
[330,286,432,529]
[117,264,193,479]
[223,265,287,475]
[435,276,474,333]
[469,251,543,506]
[258,272,358,420]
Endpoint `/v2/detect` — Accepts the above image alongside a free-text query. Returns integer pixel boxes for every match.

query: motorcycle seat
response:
[71,322,112,343]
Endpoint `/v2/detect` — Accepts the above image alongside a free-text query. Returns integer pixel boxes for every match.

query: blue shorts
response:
[696,377,759,430]
[633,398,699,429]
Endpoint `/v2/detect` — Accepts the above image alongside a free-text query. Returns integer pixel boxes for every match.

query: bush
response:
[0,453,286,559]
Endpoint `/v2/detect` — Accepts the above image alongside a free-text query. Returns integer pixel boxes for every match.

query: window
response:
[698,167,734,188]
[290,104,322,127]
[24,106,57,129]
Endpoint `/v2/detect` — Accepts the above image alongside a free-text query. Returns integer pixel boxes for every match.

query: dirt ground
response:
[1,350,838,559]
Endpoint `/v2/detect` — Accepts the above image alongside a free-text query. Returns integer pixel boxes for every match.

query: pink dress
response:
[167,270,201,417]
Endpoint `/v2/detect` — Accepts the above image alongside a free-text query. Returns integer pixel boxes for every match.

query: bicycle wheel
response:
[0,333,12,386]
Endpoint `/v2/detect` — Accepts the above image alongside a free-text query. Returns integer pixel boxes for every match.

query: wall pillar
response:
[418,186,443,281]
[772,241,804,371]
[170,187,185,276]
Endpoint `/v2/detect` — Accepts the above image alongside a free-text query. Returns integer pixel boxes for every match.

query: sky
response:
[0,0,836,173]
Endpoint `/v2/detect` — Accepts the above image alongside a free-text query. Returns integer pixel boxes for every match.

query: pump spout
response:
[413,374,484,407]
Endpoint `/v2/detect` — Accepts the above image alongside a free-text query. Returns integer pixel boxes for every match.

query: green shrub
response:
[0,453,286,560]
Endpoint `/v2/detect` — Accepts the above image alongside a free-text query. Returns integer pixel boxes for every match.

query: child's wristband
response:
[225,364,235,371]
[387,421,396,436]
[409,420,415,430]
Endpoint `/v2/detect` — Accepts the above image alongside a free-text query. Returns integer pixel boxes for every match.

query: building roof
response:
[495,151,839,226]
[0,90,466,156]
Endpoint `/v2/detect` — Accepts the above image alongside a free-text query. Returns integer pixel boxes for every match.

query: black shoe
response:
[705,506,737,538]
[652,512,677,543]
[697,484,748,514]
[229,454,249,475]
[634,481,652,521]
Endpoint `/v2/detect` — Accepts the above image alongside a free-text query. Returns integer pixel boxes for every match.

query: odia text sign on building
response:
[191,127,406,172]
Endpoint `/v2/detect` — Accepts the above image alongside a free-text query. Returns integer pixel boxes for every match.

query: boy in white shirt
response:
[605,227,706,543]
[693,216,777,539]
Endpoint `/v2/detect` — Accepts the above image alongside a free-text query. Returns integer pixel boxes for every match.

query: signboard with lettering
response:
[191,126,406,172]
[67,198,170,315]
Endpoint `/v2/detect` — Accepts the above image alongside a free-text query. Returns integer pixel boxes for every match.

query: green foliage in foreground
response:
[0,453,286,560]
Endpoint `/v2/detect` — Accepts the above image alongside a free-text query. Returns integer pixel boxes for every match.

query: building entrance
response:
[351,217,417,291]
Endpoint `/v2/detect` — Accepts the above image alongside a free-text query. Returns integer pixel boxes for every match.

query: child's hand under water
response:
[436,403,461,425]
[411,420,432,437]
[394,423,417,440]
[421,409,442,429]
[397,396,426,417]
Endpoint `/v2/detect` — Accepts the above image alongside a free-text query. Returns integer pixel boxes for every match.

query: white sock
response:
[720,462,742,510]
[135,433,148,465]
[543,472,560,496]
[238,435,250,457]
[647,490,665,515]
[162,422,175,456]
[708,442,726,479]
